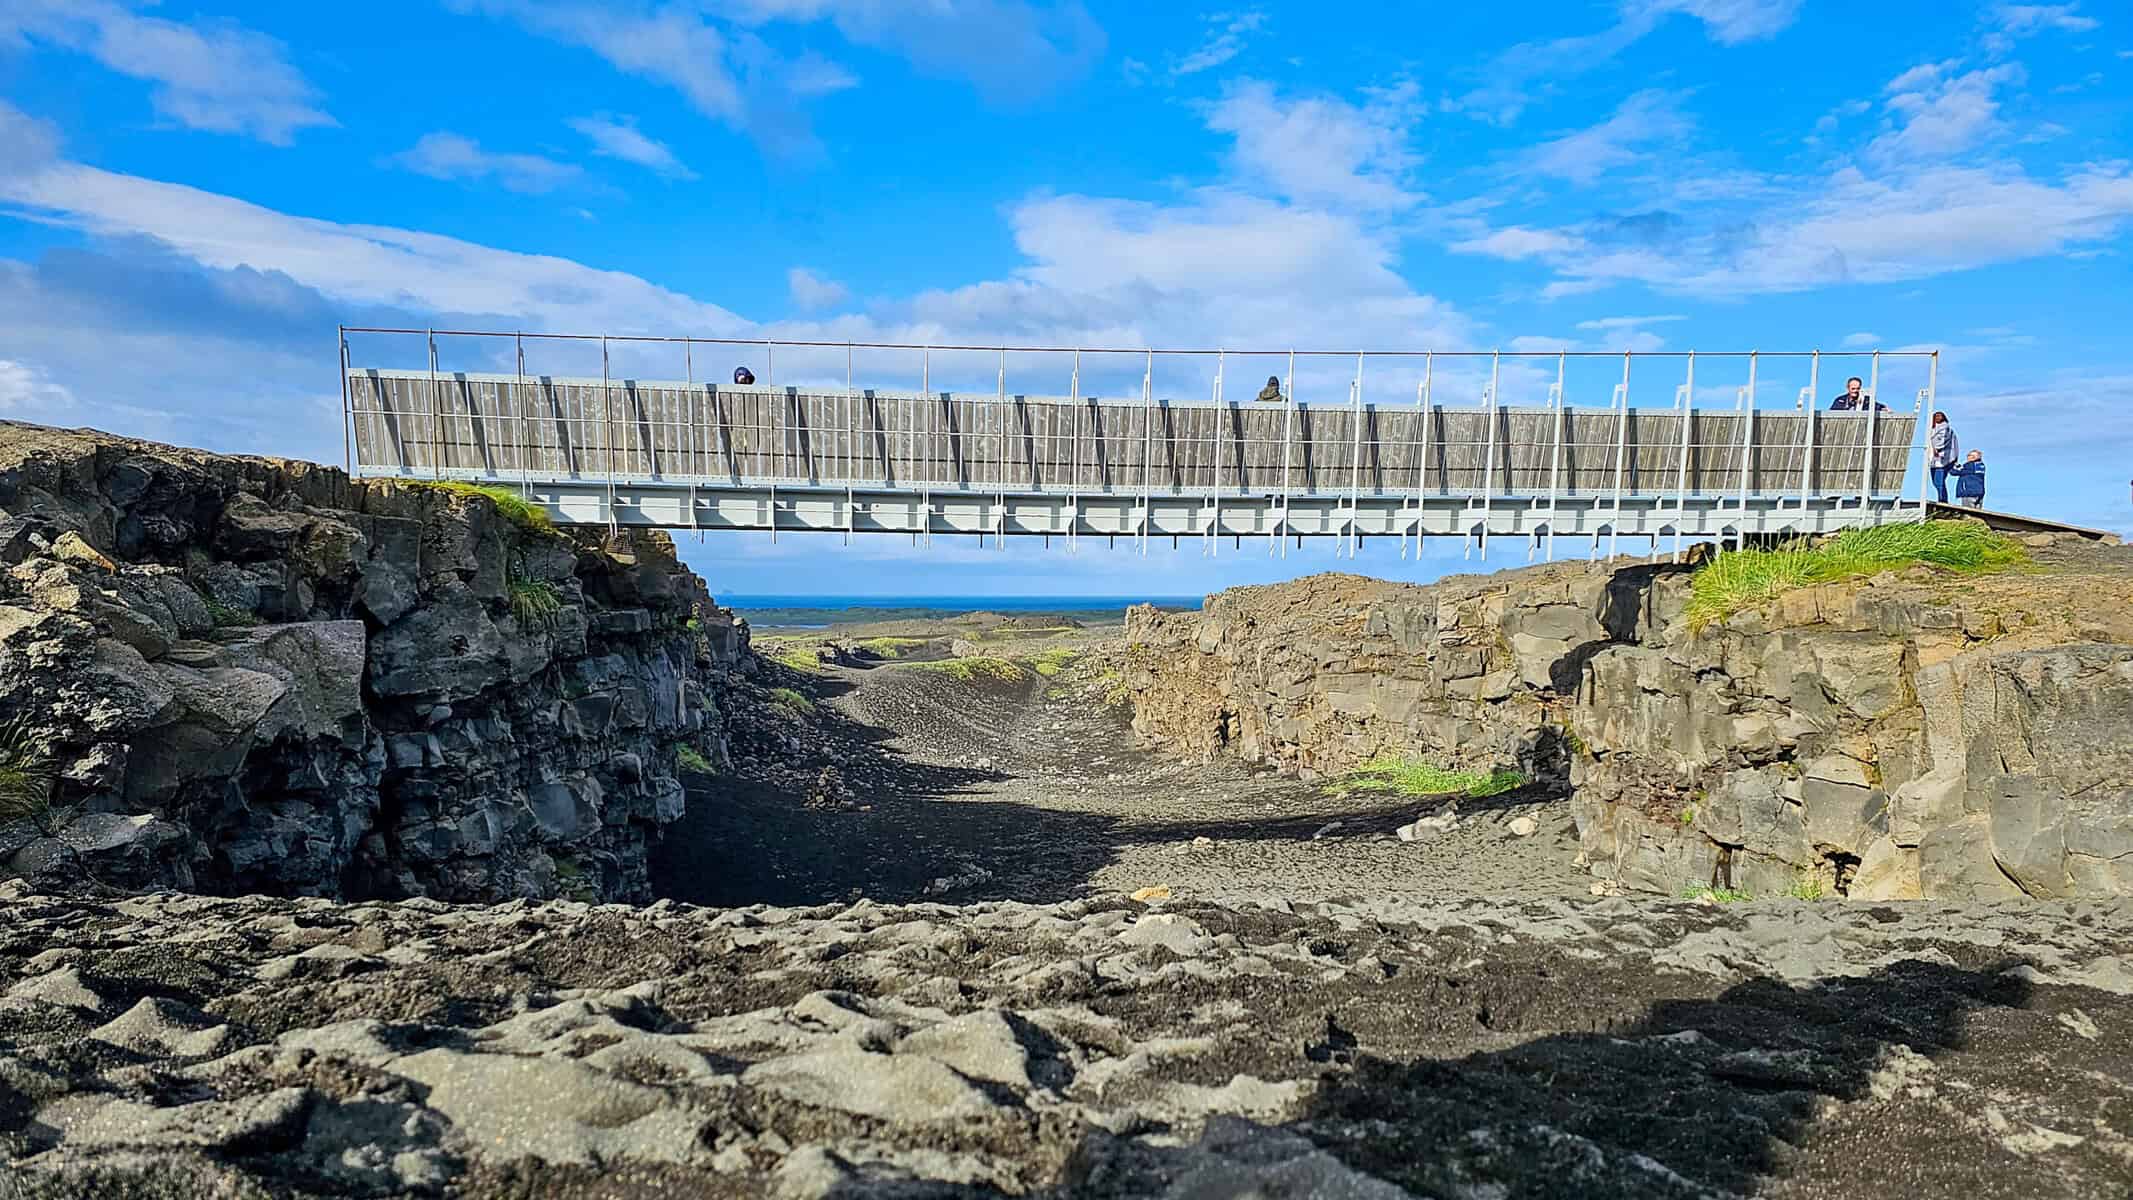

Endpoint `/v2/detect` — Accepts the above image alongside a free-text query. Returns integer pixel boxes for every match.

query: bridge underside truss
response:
[346,368,1925,545]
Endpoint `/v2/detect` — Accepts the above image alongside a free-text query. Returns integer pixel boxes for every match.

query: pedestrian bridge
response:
[340,330,1936,559]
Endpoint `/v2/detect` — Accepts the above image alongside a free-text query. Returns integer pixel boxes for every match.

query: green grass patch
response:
[203,598,261,629]
[0,724,54,829]
[855,636,930,659]
[1784,872,1827,901]
[1685,521,2025,632]
[1327,756,1525,799]
[898,657,1032,683]
[675,744,715,774]
[411,480,555,533]
[766,644,822,673]
[767,686,814,715]
[508,578,563,626]
[1681,886,1754,904]
[1026,647,1079,677]
[1096,670,1131,706]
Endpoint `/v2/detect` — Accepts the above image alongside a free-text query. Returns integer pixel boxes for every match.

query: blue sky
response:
[2,0,2130,599]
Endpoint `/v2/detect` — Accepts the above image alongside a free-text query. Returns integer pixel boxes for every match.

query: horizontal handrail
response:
[338,327,1937,360]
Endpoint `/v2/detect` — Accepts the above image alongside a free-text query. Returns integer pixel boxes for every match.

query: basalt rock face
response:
[0,422,749,902]
[1122,565,1667,786]
[1572,553,2133,901]
[1125,541,2133,900]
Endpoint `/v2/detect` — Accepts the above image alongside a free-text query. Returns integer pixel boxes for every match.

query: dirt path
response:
[653,657,1591,909]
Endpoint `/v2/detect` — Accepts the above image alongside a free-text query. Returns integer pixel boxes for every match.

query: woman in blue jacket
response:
[1949,450,1986,509]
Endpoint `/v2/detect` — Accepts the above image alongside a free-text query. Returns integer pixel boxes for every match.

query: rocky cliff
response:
[0,422,750,902]
[1124,535,2133,901]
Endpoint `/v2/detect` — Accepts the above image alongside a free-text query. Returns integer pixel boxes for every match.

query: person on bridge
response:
[1949,449,1987,509]
[1829,376,1887,411]
[1927,411,1960,503]
[733,366,757,385]
[1256,375,1285,403]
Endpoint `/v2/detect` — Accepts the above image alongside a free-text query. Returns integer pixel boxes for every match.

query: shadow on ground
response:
[1062,957,2074,1199]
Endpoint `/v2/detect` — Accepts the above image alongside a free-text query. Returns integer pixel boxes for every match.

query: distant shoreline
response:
[725,594,1203,627]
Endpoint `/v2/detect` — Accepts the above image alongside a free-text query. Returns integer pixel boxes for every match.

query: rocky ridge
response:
[1123,537,2133,901]
[0,422,749,902]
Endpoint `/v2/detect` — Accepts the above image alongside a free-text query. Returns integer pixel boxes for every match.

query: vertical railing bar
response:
[1545,350,1566,560]
[516,333,530,499]
[1347,351,1364,558]
[1413,351,1432,561]
[1802,350,1819,511]
[1609,351,1631,560]
[602,336,616,530]
[338,326,352,476]
[1739,351,1757,523]
[1863,349,1880,512]
[426,329,442,479]
[1672,351,1695,559]
[1139,349,1152,556]
[1276,348,1295,558]
[1919,352,1938,517]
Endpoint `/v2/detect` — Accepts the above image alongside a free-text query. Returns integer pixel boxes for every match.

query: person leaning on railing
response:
[1255,375,1284,403]
[1828,375,1888,411]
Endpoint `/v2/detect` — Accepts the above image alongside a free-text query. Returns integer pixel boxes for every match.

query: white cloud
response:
[1525,89,1692,183]
[1459,161,2133,296]
[1576,314,1687,331]
[0,0,330,144]
[568,115,696,179]
[0,100,63,174]
[387,133,582,194]
[721,0,1105,102]
[1451,226,1585,260]
[0,358,73,411]
[1842,331,1880,348]
[788,267,850,310]
[1630,0,1804,44]
[1461,0,1799,122]
[1991,4,2100,36]
[1871,63,2024,161]
[1205,80,1422,210]
[0,159,746,334]
[1173,10,1266,76]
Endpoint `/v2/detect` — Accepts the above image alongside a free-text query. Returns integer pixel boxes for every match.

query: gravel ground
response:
[654,658,1591,910]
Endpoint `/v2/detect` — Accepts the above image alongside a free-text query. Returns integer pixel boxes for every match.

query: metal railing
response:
[338,327,1937,556]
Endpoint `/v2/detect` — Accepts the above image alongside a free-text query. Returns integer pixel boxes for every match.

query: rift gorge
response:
[3,419,2132,1199]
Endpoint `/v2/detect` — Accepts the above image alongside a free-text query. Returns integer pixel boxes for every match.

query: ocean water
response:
[726,593,1203,625]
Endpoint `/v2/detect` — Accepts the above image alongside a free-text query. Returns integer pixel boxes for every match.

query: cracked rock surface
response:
[5,880,2131,1197]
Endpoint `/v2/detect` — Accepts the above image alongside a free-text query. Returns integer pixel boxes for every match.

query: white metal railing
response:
[338,328,1939,556]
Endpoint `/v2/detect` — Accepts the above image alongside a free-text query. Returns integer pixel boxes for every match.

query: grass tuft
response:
[1784,871,1827,901]
[676,744,715,774]
[1327,755,1525,800]
[1681,886,1754,904]
[1684,521,2025,632]
[1026,648,1079,677]
[767,686,814,716]
[0,724,55,829]
[412,481,555,533]
[508,578,563,626]
[203,597,261,629]
[854,636,930,659]
[764,642,822,673]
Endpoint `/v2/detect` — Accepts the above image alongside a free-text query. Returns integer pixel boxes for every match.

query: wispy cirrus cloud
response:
[0,0,331,144]
[568,115,696,179]
[386,132,582,194]
[1171,9,1267,77]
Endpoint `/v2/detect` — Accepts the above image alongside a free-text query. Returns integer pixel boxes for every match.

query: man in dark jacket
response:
[1949,450,1986,508]
[733,366,756,385]
[1829,376,1886,411]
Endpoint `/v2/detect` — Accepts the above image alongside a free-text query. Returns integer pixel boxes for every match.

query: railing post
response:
[1863,349,1880,511]
[1739,351,1756,523]
[1673,351,1695,560]
[426,329,442,479]
[1543,351,1566,561]
[1608,351,1630,561]
[1348,350,1364,558]
[1919,351,1938,516]
[1411,351,1432,561]
[517,333,531,499]
[1139,349,1153,556]
[337,326,354,477]
[1479,350,1499,515]
[601,336,617,530]
[1276,348,1295,558]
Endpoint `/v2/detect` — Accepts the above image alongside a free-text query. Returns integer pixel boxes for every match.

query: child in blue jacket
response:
[1949,450,1986,509]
